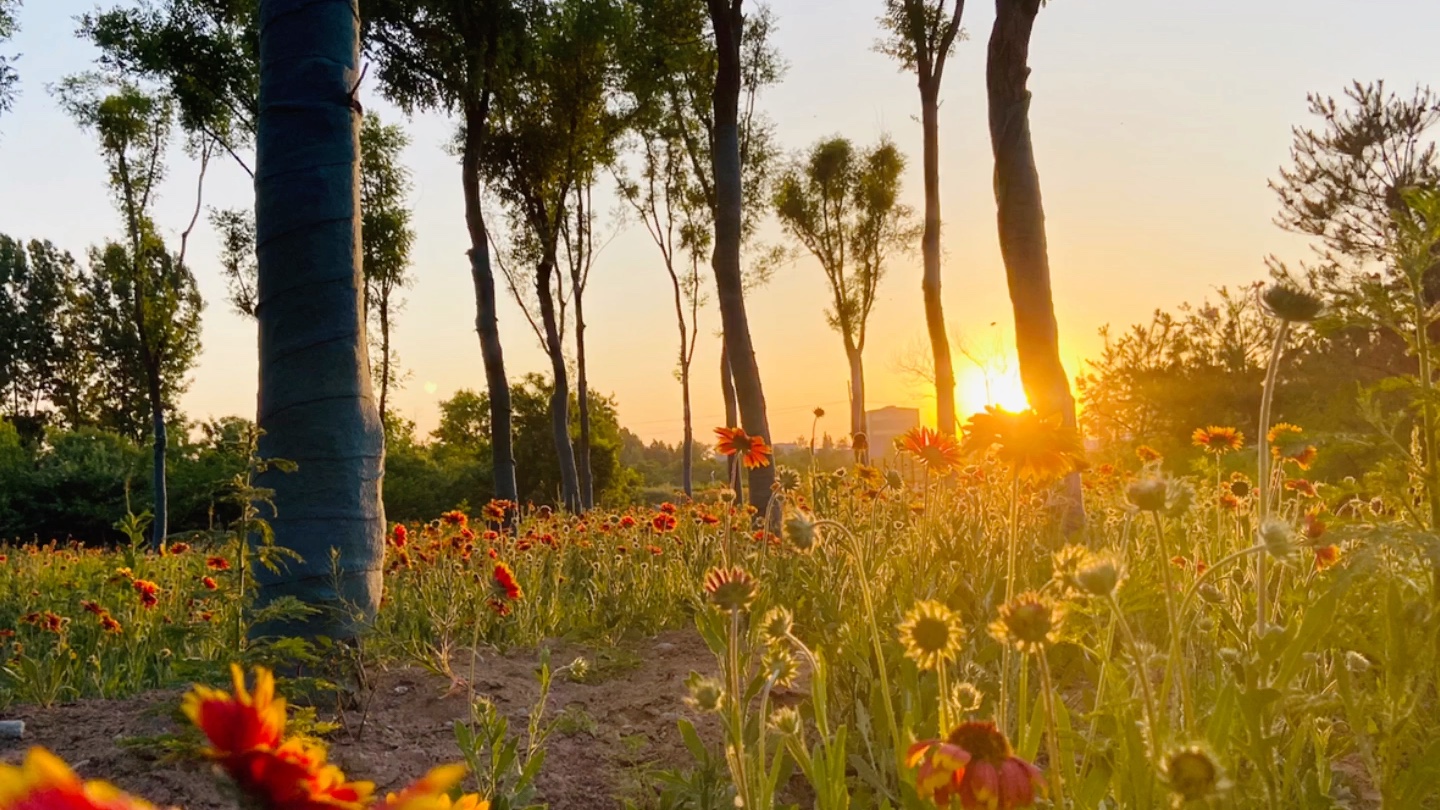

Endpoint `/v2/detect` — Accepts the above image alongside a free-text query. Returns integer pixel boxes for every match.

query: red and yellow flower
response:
[714,427,773,469]
[898,426,964,475]
[1192,426,1244,454]
[0,747,155,810]
[908,721,1044,809]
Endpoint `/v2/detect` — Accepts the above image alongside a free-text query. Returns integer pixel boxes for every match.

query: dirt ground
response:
[0,630,719,809]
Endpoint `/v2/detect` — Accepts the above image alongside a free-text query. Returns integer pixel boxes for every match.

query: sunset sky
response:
[1,0,1436,445]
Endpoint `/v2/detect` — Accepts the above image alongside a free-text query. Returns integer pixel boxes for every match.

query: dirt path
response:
[0,630,718,809]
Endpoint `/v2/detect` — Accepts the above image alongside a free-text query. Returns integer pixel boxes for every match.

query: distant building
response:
[865,406,921,462]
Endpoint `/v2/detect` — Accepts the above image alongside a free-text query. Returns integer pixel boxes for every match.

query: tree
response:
[986,0,1081,528]
[365,0,523,508]
[56,80,204,548]
[1272,81,1439,267]
[434,376,632,507]
[878,0,966,436]
[359,112,415,426]
[561,176,602,509]
[80,0,259,175]
[253,0,384,634]
[482,0,621,514]
[0,237,83,440]
[620,0,781,502]
[614,124,709,496]
[705,0,777,511]
[774,136,913,442]
[0,0,19,118]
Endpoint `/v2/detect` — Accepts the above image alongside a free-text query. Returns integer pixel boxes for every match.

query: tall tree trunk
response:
[148,372,167,549]
[378,294,391,427]
[720,343,739,491]
[987,0,1084,532]
[254,0,384,635]
[680,362,694,497]
[574,287,594,510]
[462,132,519,506]
[845,340,866,445]
[707,0,775,515]
[920,81,957,435]
[536,256,581,512]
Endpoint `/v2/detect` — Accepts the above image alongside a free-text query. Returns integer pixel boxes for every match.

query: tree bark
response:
[720,343,739,491]
[920,81,957,435]
[680,363,694,497]
[987,0,1084,531]
[573,281,595,510]
[462,130,519,506]
[536,255,581,512]
[846,340,867,445]
[378,291,391,426]
[148,371,167,548]
[254,0,384,635]
[707,0,775,515]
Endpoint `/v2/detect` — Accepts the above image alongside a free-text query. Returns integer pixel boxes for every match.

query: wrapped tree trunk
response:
[254,0,384,634]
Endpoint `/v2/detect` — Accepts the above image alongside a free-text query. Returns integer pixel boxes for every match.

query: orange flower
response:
[1314,544,1341,570]
[0,747,155,810]
[898,426,963,475]
[100,614,123,635]
[1267,422,1303,446]
[714,427,773,469]
[651,513,677,533]
[1284,445,1318,470]
[1135,445,1163,463]
[1192,426,1243,454]
[207,556,232,571]
[202,576,219,591]
[962,407,1086,483]
[907,721,1043,809]
[383,764,480,810]
[182,664,287,760]
[226,740,374,810]
[168,542,190,555]
[491,562,523,602]
[391,524,409,548]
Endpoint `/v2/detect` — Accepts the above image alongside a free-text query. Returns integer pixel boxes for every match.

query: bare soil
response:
[0,630,718,809]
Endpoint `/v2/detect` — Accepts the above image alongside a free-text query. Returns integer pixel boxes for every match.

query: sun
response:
[960,365,1029,413]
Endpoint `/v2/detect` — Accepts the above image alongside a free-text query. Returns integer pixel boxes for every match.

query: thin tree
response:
[614,126,709,497]
[987,0,1082,529]
[705,0,777,510]
[878,0,966,435]
[774,136,913,443]
[56,80,204,549]
[482,0,620,513]
[365,0,523,507]
[560,176,602,509]
[254,0,384,632]
[359,112,416,427]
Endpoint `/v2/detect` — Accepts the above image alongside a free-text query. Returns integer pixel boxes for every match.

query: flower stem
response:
[1000,473,1021,730]
[1107,593,1160,754]
[1037,653,1067,808]
[1255,318,1290,636]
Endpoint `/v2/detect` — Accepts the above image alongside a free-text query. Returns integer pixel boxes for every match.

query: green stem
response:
[1150,510,1191,731]
[1000,473,1021,729]
[727,608,751,808]
[1037,653,1066,808]
[1107,593,1160,756]
[1255,318,1291,636]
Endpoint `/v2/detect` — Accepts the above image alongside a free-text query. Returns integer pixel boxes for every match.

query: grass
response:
[2,423,1439,809]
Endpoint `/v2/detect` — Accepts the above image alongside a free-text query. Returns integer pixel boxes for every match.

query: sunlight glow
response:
[959,365,1030,413]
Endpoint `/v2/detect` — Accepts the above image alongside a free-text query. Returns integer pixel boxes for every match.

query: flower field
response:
[2,412,1439,809]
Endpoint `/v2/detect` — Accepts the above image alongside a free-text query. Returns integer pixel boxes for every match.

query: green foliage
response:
[0,0,18,117]
[774,136,913,350]
[79,0,259,167]
[360,112,415,421]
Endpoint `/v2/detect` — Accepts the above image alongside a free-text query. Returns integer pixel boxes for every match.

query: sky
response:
[1,0,1438,446]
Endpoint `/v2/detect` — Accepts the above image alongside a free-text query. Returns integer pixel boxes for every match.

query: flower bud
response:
[1262,284,1324,322]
